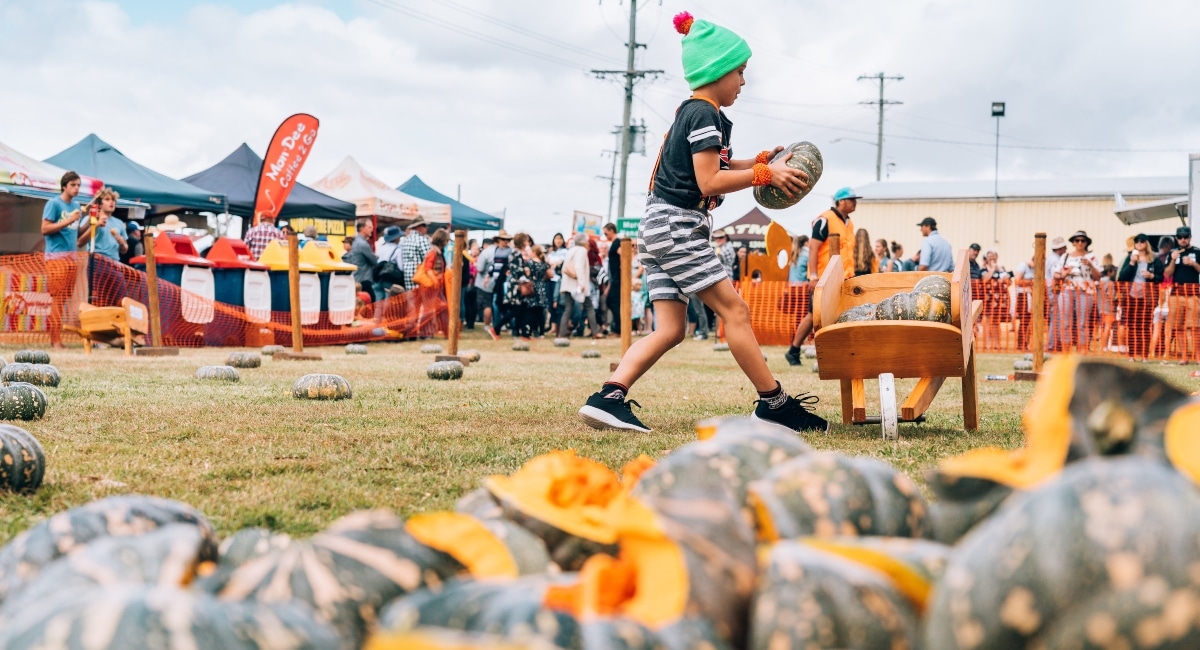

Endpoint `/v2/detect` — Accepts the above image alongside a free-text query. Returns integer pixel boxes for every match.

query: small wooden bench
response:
[67,297,149,356]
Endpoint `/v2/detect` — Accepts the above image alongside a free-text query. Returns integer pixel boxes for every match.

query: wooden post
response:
[133,233,179,356]
[620,238,632,356]
[289,233,303,353]
[145,234,163,348]
[828,234,841,268]
[1031,233,1047,374]
[447,230,465,356]
[275,233,321,360]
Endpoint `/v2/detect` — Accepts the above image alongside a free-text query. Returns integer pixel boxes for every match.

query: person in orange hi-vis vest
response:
[784,187,859,366]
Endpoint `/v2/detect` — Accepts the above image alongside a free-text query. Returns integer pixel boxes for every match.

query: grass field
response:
[2,334,1196,545]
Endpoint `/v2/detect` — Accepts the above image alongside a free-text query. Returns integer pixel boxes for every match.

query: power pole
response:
[596,149,619,222]
[593,1,662,222]
[857,72,903,182]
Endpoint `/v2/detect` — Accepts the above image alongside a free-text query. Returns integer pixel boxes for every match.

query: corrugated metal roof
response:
[856,176,1187,201]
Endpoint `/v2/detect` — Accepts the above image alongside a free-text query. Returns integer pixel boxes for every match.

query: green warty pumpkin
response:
[0,383,47,421]
[0,424,45,494]
[345,343,368,355]
[420,343,444,354]
[12,350,49,365]
[427,361,464,381]
[195,365,240,382]
[753,142,823,210]
[0,363,60,388]
[292,373,352,400]
[224,352,261,368]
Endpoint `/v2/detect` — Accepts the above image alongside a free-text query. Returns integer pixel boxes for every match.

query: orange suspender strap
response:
[647,96,722,193]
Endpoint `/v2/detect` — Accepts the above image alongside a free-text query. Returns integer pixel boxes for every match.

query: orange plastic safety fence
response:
[0,253,447,347]
[731,276,1187,361]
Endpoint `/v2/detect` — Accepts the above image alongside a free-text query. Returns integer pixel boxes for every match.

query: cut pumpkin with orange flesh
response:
[405,513,551,579]
[936,355,1079,489]
[1165,401,1200,484]
[483,450,645,570]
[543,496,732,648]
[799,537,951,615]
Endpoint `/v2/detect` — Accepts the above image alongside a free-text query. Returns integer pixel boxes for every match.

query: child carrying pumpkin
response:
[578,12,828,434]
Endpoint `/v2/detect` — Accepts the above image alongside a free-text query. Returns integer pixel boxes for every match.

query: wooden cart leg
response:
[963,348,979,431]
[851,379,867,424]
[840,379,854,425]
[901,377,946,422]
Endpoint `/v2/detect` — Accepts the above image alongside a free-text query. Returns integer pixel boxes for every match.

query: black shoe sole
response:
[752,411,831,433]
[578,405,652,433]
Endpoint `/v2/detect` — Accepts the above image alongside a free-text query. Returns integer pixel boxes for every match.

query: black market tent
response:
[182,144,356,222]
[45,133,225,214]
[396,175,503,231]
[715,207,786,250]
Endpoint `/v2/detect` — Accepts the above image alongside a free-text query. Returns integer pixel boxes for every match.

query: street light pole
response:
[992,102,1005,244]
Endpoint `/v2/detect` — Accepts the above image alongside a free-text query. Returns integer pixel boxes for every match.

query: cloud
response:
[1,0,1197,242]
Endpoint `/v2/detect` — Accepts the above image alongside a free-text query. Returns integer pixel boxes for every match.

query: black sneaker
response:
[784,348,803,366]
[578,389,652,433]
[752,392,829,433]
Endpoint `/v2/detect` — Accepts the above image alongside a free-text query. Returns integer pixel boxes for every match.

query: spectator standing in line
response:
[873,238,892,273]
[462,239,479,330]
[1164,226,1200,364]
[474,238,497,336]
[376,226,402,263]
[912,218,953,272]
[121,221,144,265]
[546,233,569,336]
[1013,256,1037,351]
[789,235,810,283]
[967,243,984,280]
[852,229,876,276]
[343,219,379,301]
[978,248,1009,350]
[398,218,431,292]
[1044,235,1069,352]
[244,212,285,261]
[603,223,623,335]
[714,230,737,279]
[784,187,859,366]
[41,171,84,348]
[485,230,515,339]
[1118,233,1163,362]
[892,242,915,272]
[1095,261,1118,353]
[559,232,600,338]
[79,187,127,307]
[1051,230,1101,353]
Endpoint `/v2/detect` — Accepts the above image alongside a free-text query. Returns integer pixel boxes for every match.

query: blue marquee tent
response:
[396,175,503,231]
[183,144,355,221]
[46,134,225,214]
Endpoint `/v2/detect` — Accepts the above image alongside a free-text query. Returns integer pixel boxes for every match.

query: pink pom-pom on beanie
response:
[673,11,694,35]
[673,12,751,90]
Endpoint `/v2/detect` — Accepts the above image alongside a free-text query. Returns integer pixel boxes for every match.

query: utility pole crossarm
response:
[858,72,904,182]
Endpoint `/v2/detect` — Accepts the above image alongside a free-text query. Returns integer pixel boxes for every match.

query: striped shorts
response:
[638,195,727,304]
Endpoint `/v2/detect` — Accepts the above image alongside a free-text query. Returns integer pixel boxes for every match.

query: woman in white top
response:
[558,232,600,338]
[1052,230,1101,353]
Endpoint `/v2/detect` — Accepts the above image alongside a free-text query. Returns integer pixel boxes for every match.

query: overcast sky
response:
[3,0,1197,241]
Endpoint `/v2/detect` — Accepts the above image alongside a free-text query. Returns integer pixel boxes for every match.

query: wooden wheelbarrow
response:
[66,297,150,356]
[812,250,983,440]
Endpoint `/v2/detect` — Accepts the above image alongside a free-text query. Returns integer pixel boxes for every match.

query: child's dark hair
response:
[60,171,80,190]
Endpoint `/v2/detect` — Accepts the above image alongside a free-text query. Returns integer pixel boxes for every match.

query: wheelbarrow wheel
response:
[879,373,898,440]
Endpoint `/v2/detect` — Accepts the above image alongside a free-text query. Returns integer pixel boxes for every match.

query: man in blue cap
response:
[784,187,859,366]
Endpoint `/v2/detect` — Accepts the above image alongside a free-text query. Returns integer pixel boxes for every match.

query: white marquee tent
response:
[310,156,450,228]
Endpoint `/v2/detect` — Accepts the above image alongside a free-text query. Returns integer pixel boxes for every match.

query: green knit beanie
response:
[674,12,752,90]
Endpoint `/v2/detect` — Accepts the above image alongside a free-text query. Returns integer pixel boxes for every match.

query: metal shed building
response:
[852,177,1187,267]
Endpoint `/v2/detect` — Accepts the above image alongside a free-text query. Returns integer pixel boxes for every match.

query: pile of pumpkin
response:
[1,357,1199,649]
[835,275,953,324]
[0,351,58,422]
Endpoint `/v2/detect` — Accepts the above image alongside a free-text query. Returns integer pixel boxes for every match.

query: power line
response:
[429,0,623,64]
[363,0,590,71]
[736,107,1197,154]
